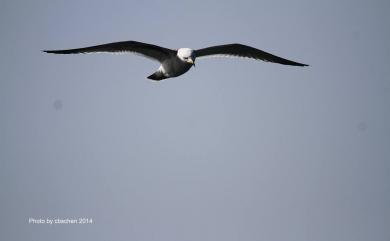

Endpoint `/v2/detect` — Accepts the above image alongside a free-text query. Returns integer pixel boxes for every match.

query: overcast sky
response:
[1,0,389,241]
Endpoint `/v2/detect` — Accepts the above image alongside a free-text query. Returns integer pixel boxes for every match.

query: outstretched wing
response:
[195,43,308,67]
[43,41,176,63]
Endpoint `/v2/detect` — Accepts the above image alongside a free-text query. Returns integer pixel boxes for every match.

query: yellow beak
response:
[187,58,195,66]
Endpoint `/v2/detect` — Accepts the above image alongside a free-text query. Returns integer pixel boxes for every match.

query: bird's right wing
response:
[43,41,175,63]
[195,43,308,66]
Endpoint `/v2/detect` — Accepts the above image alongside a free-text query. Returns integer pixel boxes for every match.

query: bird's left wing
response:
[195,43,308,67]
[43,41,175,63]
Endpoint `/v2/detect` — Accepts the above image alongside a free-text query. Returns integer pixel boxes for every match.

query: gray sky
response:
[1,0,389,241]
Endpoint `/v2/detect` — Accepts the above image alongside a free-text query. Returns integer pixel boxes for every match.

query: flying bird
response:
[43,40,308,81]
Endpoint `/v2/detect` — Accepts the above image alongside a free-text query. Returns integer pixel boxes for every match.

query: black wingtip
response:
[42,49,77,54]
[42,50,55,54]
[42,50,61,54]
[289,62,309,67]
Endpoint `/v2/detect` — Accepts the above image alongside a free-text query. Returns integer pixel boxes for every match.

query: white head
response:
[177,48,196,65]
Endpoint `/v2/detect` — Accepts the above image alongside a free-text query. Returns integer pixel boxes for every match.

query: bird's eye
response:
[184,57,188,60]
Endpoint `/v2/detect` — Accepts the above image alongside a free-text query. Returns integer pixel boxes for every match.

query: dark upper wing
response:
[43,41,175,63]
[195,43,308,66]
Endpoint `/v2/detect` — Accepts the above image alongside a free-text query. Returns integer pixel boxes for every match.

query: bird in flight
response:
[43,40,308,81]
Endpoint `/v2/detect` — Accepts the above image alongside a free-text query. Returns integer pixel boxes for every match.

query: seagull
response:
[43,40,308,81]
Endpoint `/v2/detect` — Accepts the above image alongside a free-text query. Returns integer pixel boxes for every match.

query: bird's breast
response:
[162,57,193,77]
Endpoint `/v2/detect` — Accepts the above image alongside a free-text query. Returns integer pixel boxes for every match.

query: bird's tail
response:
[147,71,167,81]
